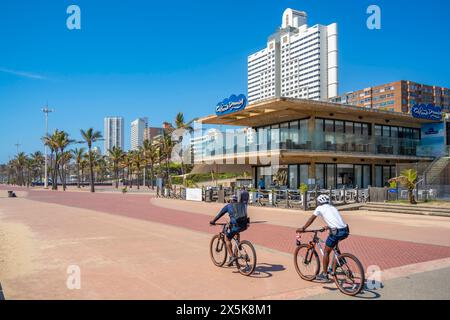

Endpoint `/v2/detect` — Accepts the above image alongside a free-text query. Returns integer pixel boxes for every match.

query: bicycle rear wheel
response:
[332,253,365,296]
[209,234,227,267]
[235,240,257,276]
[294,244,320,281]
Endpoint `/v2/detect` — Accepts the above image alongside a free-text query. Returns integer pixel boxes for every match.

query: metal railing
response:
[157,185,370,209]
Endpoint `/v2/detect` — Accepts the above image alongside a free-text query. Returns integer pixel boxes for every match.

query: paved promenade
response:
[1,185,450,299]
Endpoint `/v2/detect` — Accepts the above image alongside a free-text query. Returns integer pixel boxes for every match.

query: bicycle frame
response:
[303,230,344,273]
[216,223,241,254]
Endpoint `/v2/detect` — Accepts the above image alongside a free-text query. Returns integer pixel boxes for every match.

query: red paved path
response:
[6,187,450,271]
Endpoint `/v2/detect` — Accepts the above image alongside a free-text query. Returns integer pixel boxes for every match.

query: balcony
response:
[195,130,425,162]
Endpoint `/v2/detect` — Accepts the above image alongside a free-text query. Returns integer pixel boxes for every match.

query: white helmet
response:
[317,194,330,205]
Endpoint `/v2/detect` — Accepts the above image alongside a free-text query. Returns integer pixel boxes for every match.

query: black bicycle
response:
[294,228,365,296]
[209,222,257,276]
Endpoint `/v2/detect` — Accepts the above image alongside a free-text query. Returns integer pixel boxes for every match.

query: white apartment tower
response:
[247,8,338,103]
[104,117,124,152]
[130,117,148,150]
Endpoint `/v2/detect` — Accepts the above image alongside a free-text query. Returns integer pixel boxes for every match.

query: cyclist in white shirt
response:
[296,194,349,281]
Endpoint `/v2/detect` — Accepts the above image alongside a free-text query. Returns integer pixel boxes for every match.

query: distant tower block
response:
[282,8,307,29]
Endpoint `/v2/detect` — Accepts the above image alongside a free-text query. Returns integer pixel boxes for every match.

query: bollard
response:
[302,191,308,211]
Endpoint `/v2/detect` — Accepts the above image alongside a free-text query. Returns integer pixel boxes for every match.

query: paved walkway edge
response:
[255,257,450,300]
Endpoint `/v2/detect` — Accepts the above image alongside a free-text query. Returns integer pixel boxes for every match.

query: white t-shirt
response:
[313,204,347,229]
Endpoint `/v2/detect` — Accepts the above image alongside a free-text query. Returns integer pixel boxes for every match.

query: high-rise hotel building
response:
[131,117,148,150]
[104,117,124,152]
[247,8,338,104]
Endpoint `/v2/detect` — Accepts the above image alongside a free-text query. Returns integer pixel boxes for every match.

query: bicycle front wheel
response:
[210,234,227,267]
[294,244,320,281]
[332,253,365,296]
[235,240,257,276]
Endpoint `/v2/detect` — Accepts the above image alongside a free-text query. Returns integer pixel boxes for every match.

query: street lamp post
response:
[42,106,54,189]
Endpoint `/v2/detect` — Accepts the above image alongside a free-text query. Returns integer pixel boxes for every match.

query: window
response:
[289,121,299,145]
[375,125,382,137]
[280,122,289,146]
[345,121,354,134]
[325,119,334,132]
[375,165,395,187]
[335,120,344,134]
[289,165,298,189]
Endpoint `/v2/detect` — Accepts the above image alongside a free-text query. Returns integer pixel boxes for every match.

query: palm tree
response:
[13,152,28,186]
[43,130,59,189]
[30,151,45,183]
[59,151,73,191]
[80,128,103,193]
[174,112,196,131]
[6,160,15,185]
[80,157,89,187]
[389,169,418,204]
[108,146,124,189]
[94,154,108,183]
[56,131,73,190]
[42,130,73,190]
[131,149,146,190]
[159,133,174,187]
[173,112,196,175]
[72,148,86,188]
[25,157,34,187]
[121,152,133,188]
[142,140,159,189]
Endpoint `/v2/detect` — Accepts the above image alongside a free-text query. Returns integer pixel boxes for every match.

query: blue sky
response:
[0,0,449,162]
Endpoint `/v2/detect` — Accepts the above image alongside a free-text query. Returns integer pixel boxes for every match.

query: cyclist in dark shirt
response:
[239,187,249,204]
[210,195,248,266]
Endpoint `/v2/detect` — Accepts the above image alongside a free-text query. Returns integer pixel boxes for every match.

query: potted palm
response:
[298,183,308,208]
[389,169,418,204]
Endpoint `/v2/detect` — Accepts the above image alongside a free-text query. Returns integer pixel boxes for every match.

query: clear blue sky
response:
[1,0,449,163]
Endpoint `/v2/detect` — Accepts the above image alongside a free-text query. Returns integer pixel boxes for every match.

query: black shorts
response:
[226,224,245,240]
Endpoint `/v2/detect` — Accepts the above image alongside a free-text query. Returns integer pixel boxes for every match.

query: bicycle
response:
[294,228,365,296]
[209,222,257,276]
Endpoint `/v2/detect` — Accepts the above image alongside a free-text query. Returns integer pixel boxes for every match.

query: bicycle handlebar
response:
[298,227,328,233]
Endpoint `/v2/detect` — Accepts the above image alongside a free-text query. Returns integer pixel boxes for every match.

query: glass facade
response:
[196,117,422,159]
[254,117,420,156]
[375,165,395,187]
[315,164,372,189]
[195,116,428,191]
[257,164,309,189]
[374,124,420,156]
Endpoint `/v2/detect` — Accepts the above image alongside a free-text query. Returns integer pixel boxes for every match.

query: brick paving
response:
[7,187,450,271]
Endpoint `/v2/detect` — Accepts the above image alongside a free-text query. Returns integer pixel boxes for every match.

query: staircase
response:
[362,202,450,217]
[424,156,450,184]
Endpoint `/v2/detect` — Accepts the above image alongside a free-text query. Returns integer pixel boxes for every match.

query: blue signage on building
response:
[216,94,247,116]
[411,104,442,121]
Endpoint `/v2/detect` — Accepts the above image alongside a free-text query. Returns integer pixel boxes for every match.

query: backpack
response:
[231,203,249,229]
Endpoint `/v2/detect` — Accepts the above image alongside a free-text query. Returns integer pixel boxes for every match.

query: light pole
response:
[42,106,54,188]
[14,142,21,154]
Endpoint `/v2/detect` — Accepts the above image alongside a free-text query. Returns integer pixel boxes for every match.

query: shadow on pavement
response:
[249,263,287,278]
[319,283,381,300]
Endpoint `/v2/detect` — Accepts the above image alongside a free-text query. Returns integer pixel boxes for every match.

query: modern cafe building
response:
[195,98,443,190]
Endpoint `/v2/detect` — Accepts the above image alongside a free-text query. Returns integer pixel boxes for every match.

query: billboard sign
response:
[417,122,446,157]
